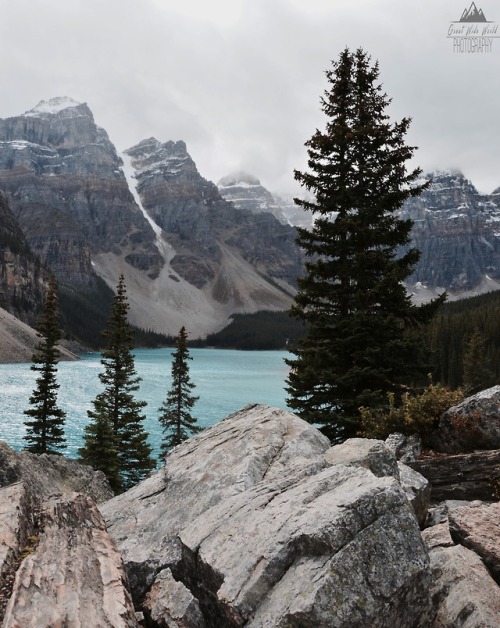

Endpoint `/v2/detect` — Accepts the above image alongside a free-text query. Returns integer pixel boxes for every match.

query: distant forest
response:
[426,290,500,389]
[202,311,305,351]
[200,291,500,393]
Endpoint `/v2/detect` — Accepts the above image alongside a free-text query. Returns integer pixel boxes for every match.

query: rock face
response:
[401,169,500,299]
[448,501,500,583]
[427,544,500,626]
[217,172,315,229]
[102,405,433,627]
[0,99,305,339]
[125,139,303,291]
[0,193,46,327]
[421,497,500,626]
[217,171,294,227]
[0,440,113,503]
[0,448,132,626]
[431,385,500,453]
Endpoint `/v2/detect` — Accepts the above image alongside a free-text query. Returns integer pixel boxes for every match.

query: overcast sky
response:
[0,0,499,194]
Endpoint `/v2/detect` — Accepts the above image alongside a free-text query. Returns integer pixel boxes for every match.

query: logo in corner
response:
[447,2,499,53]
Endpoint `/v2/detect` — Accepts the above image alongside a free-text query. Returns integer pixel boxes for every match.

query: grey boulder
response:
[0,440,113,503]
[427,544,500,626]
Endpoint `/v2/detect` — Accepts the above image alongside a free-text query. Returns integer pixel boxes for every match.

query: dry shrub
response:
[359,378,464,445]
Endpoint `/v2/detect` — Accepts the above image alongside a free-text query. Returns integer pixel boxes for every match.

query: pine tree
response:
[23,275,66,454]
[286,48,444,442]
[78,274,154,492]
[158,326,201,458]
[462,328,495,395]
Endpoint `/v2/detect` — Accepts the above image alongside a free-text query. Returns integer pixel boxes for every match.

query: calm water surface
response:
[0,348,290,459]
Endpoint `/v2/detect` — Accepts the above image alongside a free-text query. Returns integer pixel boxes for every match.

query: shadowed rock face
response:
[0,194,46,326]
[101,404,433,627]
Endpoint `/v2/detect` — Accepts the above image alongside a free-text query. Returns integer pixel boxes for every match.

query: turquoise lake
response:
[0,348,290,459]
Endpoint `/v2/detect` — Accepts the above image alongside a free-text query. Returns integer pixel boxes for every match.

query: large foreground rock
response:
[102,404,433,627]
[2,492,138,628]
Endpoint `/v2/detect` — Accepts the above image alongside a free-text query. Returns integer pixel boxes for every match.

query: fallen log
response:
[408,450,500,502]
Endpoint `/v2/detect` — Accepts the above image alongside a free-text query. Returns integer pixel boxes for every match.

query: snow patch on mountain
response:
[120,152,164,240]
[23,97,83,117]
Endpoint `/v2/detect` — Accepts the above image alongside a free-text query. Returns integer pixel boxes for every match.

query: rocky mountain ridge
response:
[218,168,500,303]
[402,169,500,302]
[218,171,312,228]
[0,99,301,338]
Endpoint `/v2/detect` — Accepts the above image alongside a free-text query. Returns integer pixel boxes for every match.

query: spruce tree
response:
[78,274,154,492]
[462,329,495,395]
[23,274,66,454]
[286,48,444,441]
[158,326,201,458]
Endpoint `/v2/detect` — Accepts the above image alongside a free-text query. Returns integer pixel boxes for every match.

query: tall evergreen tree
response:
[23,274,66,454]
[78,274,154,492]
[158,326,201,458]
[286,48,443,441]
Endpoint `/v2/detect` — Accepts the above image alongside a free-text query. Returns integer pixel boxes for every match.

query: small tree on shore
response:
[78,274,155,492]
[158,326,201,458]
[23,274,66,454]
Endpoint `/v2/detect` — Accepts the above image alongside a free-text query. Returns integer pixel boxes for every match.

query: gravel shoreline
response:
[0,307,78,364]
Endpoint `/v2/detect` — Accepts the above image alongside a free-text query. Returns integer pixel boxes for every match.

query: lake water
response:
[0,348,290,460]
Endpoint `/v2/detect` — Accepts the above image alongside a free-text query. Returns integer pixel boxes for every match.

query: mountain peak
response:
[23,97,84,118]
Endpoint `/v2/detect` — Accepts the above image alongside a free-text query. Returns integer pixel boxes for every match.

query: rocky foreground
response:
[0,401,499,626]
